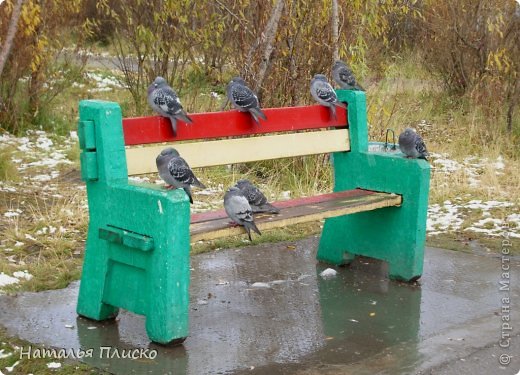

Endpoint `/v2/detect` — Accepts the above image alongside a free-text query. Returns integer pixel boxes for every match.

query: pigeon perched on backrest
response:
[235,179,280,214]
[156,147,206,204]
[398,128,429,160]
[147,76,193,135]
[224,186,262,241]
[310,74,346,120]
[332,60,364,91]
[226,77,267,125]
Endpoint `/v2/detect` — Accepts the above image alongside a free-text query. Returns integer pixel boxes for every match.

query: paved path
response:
[0,237,518,374]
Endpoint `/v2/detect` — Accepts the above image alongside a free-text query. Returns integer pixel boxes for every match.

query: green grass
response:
[0,147,19,182]
[426,233,520,256]
[192,222,322,255]
[0,327,102,374]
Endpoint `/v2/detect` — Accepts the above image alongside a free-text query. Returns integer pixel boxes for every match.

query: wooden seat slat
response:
[122,105,347,146]
[191,189,377,224]
[189,190,402,242]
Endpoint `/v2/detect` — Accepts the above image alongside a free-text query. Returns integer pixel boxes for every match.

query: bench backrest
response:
[122,105,348,175]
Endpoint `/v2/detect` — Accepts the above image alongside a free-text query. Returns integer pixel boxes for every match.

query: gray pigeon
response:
[332,60,364,91]
[310,74,346,119]
[235,179,280,214]
[147,76,193,135]
[398,128,429,160]
[226,77,267,125]
[224,186,262,241]
[156,147,206,204]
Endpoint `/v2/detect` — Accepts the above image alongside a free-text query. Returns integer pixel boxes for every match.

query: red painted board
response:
[190,189,374,224]
[123,105,347,145]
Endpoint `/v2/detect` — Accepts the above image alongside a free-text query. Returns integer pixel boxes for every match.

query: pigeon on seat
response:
[224,186,262,241]
[156,147,205,204]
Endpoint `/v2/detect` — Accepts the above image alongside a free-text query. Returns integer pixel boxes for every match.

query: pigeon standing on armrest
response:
[235,179,280,214]
[310,74,346,120]
[224,186,262,242]
[156,147,206,204]
[147,76,193,135]
[398,128,429,160]
[226,77,267,125]
[332,60,364,91]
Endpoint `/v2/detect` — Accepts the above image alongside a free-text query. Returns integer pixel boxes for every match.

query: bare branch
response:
[331,0,340,62]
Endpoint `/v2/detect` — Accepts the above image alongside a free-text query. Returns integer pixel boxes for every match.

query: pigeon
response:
[398,128,429,160]
[224,186,262,241]
[147,76,193,135]
[156,147,206,204]
[226,77,267,125]
[235,179,280,214]
[310,74,346,119]
[332,60,364,91]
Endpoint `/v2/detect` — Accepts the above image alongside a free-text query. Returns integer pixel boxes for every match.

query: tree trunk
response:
[254,0,285,96]
[0,0,25,78]
[331,0,340,62]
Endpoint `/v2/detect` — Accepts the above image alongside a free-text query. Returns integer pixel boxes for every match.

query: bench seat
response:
[190,189,402,242]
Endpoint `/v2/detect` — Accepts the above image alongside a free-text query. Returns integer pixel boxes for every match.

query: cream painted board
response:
[126,129,350,176]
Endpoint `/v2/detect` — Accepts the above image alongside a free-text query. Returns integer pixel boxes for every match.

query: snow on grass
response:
[427,199,519,238]
[0,349,13,359]
[0,271,34,292]
[85,71,126,92]
[13,270,33,280]
[427,201,464,235]
[0,273,19,287]
[430,153,507,187]
[0,130,78,192]
[3,209,22,218]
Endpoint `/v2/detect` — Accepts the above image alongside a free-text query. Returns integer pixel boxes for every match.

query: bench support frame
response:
[76,90,430,345]
[317,91,430,281]
[76,101,191,344]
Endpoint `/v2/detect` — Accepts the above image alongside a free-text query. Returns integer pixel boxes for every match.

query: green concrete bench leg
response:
[77,229,119,320]
[317,90,430,282]
[76,100,191,344]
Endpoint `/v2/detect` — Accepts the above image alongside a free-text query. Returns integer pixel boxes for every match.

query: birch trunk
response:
[254,0,285,96]
[0,0,25,78]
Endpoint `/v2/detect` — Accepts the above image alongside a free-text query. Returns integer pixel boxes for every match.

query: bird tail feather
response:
[183,187,194,204]
[329,105,337,120]
[244,221,261,241]
[355,83,365,91]
[178,111,193,124]
[220,98,230,111]
[193,176,206,189]
[250,107,267,124]
[169,117,178,135]
[253,203,280,214]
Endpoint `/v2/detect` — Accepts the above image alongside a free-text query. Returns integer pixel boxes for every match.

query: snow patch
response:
[320,268,338,278]
[0,273,19,287]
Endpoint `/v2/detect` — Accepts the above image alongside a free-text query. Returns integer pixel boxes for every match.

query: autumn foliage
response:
[0,0,518,134]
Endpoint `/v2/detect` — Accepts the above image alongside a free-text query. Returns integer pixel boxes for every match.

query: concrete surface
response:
[0,236,518,374]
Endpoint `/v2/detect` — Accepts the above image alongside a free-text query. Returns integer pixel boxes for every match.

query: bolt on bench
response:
[76,90,430,344]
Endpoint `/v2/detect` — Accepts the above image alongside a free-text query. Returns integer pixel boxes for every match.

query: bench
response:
[76,90,430,344]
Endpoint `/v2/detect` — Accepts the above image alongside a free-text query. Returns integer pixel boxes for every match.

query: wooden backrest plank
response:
[122,105,347,145]
[126,129,350,175]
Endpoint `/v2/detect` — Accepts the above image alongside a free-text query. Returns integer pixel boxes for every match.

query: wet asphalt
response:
[0,236,518,374]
